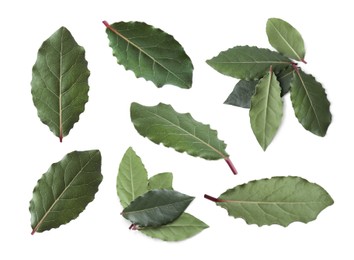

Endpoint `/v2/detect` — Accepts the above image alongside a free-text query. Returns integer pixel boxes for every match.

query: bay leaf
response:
[277,65,294,96]
[148,172,173,190]
[29,150,102,234]
[104,21,193,88]
[117,147,148,208]
[205,176,333,227]
[122,189,194,227]
[207,46,291,80]
[139,213,208,241]
[31,27,90,142]
[224,80,257,109]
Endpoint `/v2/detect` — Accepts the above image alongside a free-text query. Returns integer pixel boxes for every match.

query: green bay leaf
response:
[104,21,193,88]
[29,150,102,234]
[117,147,149,208]
[148,172,173,190]
[139,213,208,241]
[207,46,291,80]
[249,68,283,150]
[31,27,90,142]
[290,70,331,136]
[266,18,306,62]
[209,176,333,227]
[277,66,294,96]
[122,189,194,227]
[224,80,257,109]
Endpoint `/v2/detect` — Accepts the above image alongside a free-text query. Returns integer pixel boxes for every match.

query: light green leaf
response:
[130,102,229,161]
[266,18,306,62]
[139,213,208,241]
[29,150,102,234]
[104,21,193,88]
[290,70,331,136]
[122,189,194,227]
[117,147,148,208]
[207,176,333,227]
[224,80,257,109]
[250,68,283,150]
[207,46,291,80]
[148,172,173,190]
[31,27,90,142]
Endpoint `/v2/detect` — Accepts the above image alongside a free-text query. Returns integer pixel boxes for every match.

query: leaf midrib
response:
[219,200,324,205]
[214,61,290,64]
[32,152,98,233]
[59,29,64,141]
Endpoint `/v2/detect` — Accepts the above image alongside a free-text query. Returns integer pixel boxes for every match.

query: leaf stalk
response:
[225,158,238,175]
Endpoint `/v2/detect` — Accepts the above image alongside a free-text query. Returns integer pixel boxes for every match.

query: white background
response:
[1,0,352,259]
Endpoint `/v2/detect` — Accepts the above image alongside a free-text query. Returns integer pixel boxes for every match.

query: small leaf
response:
[122,189,194,227]
[31,27,90,142]
[249,67,283,150]
[207,46,291,80]
[148,172,173,190]
[117,147,148,208]
[29,150,102,234]
[224,80,257,109]
[277,66,294,96]
[290,70,331,136]
[205,176,333,227]
[139,213,208,241]
[103,21,193,88]
[266,18,306,62]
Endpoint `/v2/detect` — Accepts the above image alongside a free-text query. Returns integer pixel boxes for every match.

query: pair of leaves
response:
[29,150,102,234]
[205,176,333,227]
[117,147,208,241]
[208,18,331,150]
[130,102,237,174]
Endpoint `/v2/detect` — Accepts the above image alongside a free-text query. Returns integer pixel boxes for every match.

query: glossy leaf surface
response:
[31,27,90,142]
[207,46,291,80]
[290,70,331,136]
[148,172,173,190]
[29,150,102,234]
[122,189,194,227]
[250,68,283,150]
[104,21,193,88]
[139,213,208,241]
[131,102,229,160]
[214,176,333,227]
[117,147,148,208]
[266,18,306,61]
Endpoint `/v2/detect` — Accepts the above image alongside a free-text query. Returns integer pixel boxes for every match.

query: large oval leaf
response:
[290,70,331,136]
[205,176,333,227]
[117,147,148,208]
[104,21,193,88]
[266,18,306,62]
[122,189,194,227]
[206,46,291,80]
[139,213,208,241]
[249,67,283,150]
[31,27,90,142]
[29,150,102,234]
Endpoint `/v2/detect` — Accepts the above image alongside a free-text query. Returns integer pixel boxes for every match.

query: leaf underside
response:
[117,147,149,208]
[31,27,90,142]
[148,172,173,190]
[217,176,333,227]
[130,102,229,160]
[139,212,208,241]
[122,189,194,227]
[207,46,291,80]
[29,150,102,233]
[290,70,331,136]
[266,18,306,61]
[250,69,283,150]
[105,21,193,88]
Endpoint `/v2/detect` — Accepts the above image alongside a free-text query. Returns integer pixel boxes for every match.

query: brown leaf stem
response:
[225,158,238,175]
[204,194,223,203]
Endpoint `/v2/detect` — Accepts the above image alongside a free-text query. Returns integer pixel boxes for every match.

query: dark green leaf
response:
[139,213,208,241]
[29,150,102,234]
[130,102,229,160]
[104,21,193,88]
[249,68,283,150]
[148,172,173,190]
[277,66,294,96]
[266,18,306,62]
[224,80,257,108]
[117,147,148,208]
[206,46,291,80]
[290,70,331,136]
[209,176,333,227]
[31,27,90,142]
[122,189,194,227]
